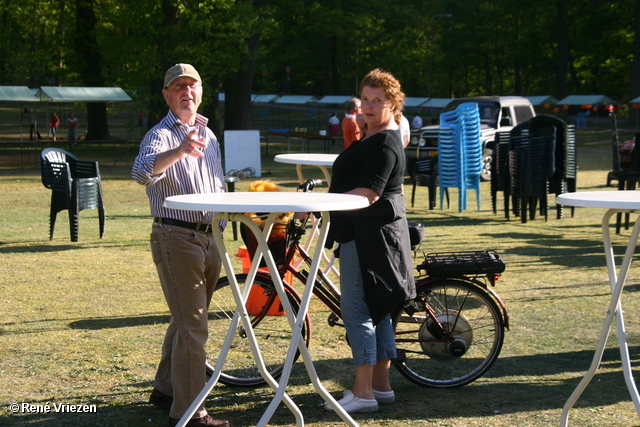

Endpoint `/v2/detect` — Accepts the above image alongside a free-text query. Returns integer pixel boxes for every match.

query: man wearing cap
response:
[132,64,230,427]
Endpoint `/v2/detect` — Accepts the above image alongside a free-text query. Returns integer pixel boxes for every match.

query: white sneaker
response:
[343,389,395,404]
[324,392,378,413]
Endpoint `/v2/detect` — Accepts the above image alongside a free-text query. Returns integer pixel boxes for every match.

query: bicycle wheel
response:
[392,278,504,387]
[206,273,309,387]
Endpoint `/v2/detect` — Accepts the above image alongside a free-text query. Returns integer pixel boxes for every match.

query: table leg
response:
[293,213,339,278]
[317,165,332,188]
[295,164,304,185]
[175,213,303,427]
[177,212,356,427]
[257,211,357,427]
[560,209,640,426]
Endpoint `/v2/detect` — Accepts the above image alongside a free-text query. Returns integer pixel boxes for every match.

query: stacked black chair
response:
[529,115,576,219]
[610,137,640,233]
[520,126,556,223]
[40,148,105,242]
[507,122,530,220]
[410,155,449,209]
[607,113,623,187]
[491,131,511,217]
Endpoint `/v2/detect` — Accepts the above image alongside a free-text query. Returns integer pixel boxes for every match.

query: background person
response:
[324,68,416,414]
[411,112,423,129]
[132,63,230,427]
[30,109,42,141]
[67,112,79,150]
[341,97,361,150]
[399,114,410,148]
[49,113,59,142]
[328,111,340,135]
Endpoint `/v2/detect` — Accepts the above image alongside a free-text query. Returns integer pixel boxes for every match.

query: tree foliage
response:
[0,0,639,135]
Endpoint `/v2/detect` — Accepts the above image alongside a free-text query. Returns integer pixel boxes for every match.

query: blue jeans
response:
[339,240,397,366]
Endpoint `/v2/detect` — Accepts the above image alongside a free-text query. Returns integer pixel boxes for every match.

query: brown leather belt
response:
[154,217,212,233]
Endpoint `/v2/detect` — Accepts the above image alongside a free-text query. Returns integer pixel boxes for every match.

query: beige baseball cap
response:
[164,63,202,88]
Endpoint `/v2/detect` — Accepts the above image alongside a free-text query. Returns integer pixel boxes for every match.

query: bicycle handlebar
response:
[297,178,322,192]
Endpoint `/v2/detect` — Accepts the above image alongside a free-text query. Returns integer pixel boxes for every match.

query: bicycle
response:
[206,179,509,388]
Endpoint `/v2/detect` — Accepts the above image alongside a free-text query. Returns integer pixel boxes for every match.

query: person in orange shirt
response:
[49,113,60,141]
[341,97,361,150]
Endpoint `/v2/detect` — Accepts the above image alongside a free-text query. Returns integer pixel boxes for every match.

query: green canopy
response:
[36,86,131,102]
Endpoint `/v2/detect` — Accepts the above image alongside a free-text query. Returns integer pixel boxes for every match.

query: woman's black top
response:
[328,129,416,324]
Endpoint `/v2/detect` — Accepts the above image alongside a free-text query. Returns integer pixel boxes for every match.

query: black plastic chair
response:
[521,126,556,223]
[410,155,449,209]
[491,132,511,217]
[529,115,576,219]
[507,122,530,220]
[610,139,640,233]
[607,113,623,187]
[40,148,105,242]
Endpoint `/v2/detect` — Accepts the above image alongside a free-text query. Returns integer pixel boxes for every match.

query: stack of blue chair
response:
[438,102,482,212]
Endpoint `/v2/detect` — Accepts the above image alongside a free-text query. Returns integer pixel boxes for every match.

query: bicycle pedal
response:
[404,304,418,316]
[392,349,407,364]
[327,313,343,327]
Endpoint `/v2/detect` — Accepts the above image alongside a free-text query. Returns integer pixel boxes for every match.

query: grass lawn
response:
[1,135,640,426]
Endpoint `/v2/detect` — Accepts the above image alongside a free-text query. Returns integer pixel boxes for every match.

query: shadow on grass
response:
[67,309,640,386]
[0,243,83,253]
[68,311,242,330]
[3,349,640,426]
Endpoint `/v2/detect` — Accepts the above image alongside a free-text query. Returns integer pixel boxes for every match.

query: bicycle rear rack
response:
[417,250,505,278]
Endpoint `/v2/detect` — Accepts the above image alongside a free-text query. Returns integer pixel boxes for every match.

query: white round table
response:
[164,191,368,427]
[274,153,338,187]
[556,191,640,426]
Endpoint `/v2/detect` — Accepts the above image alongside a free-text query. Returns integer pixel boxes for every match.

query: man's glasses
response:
[168,82,201,91]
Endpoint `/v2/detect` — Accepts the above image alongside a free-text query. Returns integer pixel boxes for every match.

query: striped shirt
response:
[131,110,225,225]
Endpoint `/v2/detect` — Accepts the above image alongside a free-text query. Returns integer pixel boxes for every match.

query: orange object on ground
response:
[235,246,290,316]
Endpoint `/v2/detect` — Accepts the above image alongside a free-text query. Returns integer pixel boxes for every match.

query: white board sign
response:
[223,130,261,177]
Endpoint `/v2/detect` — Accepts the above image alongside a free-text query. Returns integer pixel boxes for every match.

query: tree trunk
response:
[203,76,223,139]
[630,0,640,125]
[76,0,110,140]
[147,0,180,130]
[555,1,570,99]
[223,0,269,133]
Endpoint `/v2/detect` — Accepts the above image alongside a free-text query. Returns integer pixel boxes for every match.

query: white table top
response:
[274,153,339,166]
[164,191,369,213]
[557,191,640,210]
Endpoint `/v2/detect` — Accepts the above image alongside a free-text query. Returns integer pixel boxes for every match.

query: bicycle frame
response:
[248,214,343,325]
[246,214,509,340]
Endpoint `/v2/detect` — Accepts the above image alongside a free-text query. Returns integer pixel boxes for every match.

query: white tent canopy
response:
[252,94,278,103]
[275,95,317,104]
[218,93,279,103]
[0,86,39,102]
[404,97,430,107]
[420,98,453,108]
[36,86,132,102]
[557,95,617,105]
[526,95,558,106]
[316,95,353,105]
